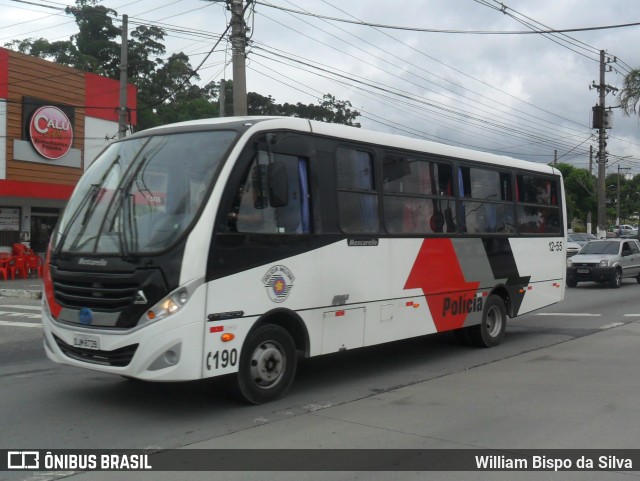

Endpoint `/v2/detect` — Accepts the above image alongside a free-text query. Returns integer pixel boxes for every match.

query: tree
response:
[65,0,121,76]
[5,38,79,66]
[555,163,598,230]
[5,0,361,132]
[619,68,640,117]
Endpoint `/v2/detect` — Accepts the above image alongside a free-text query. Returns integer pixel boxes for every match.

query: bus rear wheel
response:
[234,324,297,404]
[469,295,507,348]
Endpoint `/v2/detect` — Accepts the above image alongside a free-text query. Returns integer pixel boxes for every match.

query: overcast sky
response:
[3,0,640,174]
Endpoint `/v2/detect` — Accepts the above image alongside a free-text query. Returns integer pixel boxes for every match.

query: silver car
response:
[566,238,640,288]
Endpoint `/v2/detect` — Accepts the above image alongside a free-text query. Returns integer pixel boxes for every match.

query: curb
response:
[0,289,42,300]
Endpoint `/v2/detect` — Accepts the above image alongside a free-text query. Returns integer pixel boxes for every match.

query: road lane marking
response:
[534,313,601,316]
[623,314,640,317]
[0,305,42,311]
[0,320,42,328]
[0,310,41,319]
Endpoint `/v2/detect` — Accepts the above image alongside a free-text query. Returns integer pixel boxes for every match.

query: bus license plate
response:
[73,334,100,350]
[576,268,590,274]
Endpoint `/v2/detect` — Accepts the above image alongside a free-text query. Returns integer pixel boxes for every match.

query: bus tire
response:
[234,324,297,404]
[469,295,506,348]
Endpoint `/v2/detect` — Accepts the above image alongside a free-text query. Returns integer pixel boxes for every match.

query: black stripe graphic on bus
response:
[207,233,345,282]
[481,238,529,315]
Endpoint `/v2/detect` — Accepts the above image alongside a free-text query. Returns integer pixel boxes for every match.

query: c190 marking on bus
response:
[549,241,563,252]
[206,349,238,370]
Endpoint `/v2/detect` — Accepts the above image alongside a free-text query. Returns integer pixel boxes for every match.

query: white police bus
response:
[42,117,566,403]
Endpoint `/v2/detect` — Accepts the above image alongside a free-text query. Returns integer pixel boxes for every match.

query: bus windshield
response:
[54,130,237,255]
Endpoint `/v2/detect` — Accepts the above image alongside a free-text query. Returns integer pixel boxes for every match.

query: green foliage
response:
[555,163,597,229]
[4,0,361,132]
[619,68,640,117]
[556,162,640,231]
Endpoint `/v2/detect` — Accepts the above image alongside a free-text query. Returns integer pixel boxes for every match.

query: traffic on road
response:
[1,280,639,480]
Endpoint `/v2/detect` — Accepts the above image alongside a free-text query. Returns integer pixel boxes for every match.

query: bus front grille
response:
[52,277,139,312]
[53,335,138,367]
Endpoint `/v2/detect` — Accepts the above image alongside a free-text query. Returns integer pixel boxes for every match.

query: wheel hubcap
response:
[485,305,502,338]
[249,341,285,389]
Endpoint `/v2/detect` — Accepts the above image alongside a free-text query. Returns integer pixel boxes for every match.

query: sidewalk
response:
[0,276,43,300]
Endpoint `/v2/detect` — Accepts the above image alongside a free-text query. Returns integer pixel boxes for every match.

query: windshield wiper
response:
[55,156,121,256]
[54,183,99,257]
[116,187,135,259]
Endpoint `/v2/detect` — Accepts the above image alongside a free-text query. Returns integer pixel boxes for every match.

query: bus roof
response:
[133,116,560,176]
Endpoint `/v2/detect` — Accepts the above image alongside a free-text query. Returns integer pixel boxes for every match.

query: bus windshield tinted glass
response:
[55,130,237,254]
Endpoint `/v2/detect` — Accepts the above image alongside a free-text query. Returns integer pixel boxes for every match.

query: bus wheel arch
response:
[252,308,310,357]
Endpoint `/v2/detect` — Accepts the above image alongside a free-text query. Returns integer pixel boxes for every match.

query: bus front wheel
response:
[469,295,507,348]
[234,324,297,404]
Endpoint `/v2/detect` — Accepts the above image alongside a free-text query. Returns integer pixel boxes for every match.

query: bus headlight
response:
[566,259,572,267]
[142,278,202,326]
[146,290,188,322]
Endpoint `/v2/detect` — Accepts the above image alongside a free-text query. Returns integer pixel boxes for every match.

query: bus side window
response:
[337,148,379,234]
[459,166,514,234]
[228,152,311,234]
[516,175,560,234]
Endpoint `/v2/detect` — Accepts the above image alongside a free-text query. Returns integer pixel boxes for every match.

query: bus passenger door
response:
[203,142,317,378]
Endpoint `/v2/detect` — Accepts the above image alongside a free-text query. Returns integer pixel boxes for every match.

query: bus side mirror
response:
[268,162,289,207]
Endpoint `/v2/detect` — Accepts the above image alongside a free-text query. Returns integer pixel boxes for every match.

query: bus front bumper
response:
[42,307,206,382]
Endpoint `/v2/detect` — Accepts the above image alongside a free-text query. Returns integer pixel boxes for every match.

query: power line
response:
[250,50,592,157]
[253,42,590,154]
[253,4,595,156]
[255,1,640,36]
[275,0,595,143]
[318,0,589,130]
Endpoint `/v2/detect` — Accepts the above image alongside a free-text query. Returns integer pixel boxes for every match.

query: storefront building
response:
[0,47,137,253]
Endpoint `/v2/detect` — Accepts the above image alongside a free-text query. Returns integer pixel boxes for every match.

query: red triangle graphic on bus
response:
[404,238,479,331]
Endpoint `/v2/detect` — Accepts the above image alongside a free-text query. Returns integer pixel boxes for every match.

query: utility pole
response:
[118,14,128,139]
[230,0,248,116]
[592,50,617,237]
[596,50,607,238]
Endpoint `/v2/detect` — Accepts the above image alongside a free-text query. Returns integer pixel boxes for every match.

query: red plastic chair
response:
[26,255,44,278]
[0,255,9,281]
[9,256,28,280]
[12,243,28,257]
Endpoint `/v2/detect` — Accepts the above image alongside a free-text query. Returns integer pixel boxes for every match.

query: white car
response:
[566,241,581,257]
[566,238,640,288]
[617,224,636,234]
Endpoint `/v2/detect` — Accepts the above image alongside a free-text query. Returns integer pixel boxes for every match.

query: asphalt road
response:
[1,279,639,480]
